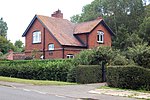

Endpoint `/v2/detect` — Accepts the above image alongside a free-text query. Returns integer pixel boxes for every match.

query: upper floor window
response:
[97,31,104,43]
[33,31,41,43]
[67,54,74,59]
[48,43,54,50]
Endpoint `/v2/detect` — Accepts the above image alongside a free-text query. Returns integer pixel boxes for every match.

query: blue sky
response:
[0,0,93,44]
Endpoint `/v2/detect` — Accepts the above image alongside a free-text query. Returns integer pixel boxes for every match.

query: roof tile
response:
[74,19,102,34]
[37,15,84,46]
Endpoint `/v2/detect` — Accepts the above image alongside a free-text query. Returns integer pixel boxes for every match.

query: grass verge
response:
[0,76,76,85]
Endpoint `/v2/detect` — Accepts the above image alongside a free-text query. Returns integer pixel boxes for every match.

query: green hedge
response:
[107,65,150,90]
[67,65,102,84]
[0,60,72,82]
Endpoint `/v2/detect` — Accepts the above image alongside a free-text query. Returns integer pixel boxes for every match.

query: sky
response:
[0,0,94,44]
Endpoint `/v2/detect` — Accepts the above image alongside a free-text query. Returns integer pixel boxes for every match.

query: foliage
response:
[110,53,131,66]
[67,65,102,84]
[126,44,150,68]
[0,18,8,37]
[14,40,24,52]
[0,36,15,54]
[0,52,3,56]
[73,46,113,65]
[67,66,77,82]
[112,25,142,50]
[107,65,150,90]
[31,49,42,59]
[139,17,150,44]
[145,4,150,17]
[70,0,146,50]
[71,0,144,32]
[0,60,72,82]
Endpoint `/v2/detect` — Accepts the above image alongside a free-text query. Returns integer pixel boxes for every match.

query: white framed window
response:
[97,31,104,43]
[33,31,41,43]
[67,54,74,59]
[48,43,54,50]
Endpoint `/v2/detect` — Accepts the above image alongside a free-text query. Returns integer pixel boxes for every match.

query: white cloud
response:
[0,0,93,44]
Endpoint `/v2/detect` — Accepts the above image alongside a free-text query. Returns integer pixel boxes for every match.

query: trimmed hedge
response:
[67,65,102,84]
[0,60,72,82]
[107,65,150,90]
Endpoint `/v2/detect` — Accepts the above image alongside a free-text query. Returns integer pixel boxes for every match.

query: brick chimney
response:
[51,9,63,18]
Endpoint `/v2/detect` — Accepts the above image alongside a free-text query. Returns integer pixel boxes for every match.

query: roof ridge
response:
[76,19,102,25]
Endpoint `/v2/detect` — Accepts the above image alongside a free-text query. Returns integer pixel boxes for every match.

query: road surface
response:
[0,82,137,100]
[0,86,75,100]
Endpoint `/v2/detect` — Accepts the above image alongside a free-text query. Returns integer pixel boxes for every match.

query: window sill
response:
[32,42,41,44]
[97,41,104,44]
[48,49,54,51]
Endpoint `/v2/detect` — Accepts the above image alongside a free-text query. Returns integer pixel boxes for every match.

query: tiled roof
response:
[37,15,84,47]
[74,19,102,34]
[23,15,114,47]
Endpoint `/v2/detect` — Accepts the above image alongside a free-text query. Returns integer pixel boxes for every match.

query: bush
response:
[67,65,102,84]
[111,54,132,65]
[73,46,113,65]
[107,65,150,90]
[0,59,72,82]
[127,44,150,68]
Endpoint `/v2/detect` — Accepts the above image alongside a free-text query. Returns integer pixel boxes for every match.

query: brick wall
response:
[25,18,64,59]
[24,18,112,59]
[63,46,85,58]
[6,50,25,60]
[88,23,112,49]
[75,34,87,46]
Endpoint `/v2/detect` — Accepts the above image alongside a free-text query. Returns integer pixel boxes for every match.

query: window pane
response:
[48,44,54,50]
[67,54,74,59]
[97,34,99,41]
[100,34,103,41]
[33,31,41,43]
[97,31,104,43]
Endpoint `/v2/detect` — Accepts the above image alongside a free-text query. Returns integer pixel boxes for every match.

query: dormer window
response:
[33,31,41,43]
[97,31,104,43]
[48,43,54,50]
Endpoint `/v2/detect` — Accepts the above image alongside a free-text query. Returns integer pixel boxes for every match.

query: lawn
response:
[0,76,76,85]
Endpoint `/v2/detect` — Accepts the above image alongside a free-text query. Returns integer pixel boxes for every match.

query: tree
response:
[70,0,145,50]
[0,18,8,38]
[0,36,15,54]
[127,43,150,68]
[139,17,150,45]
[14,40,24,52]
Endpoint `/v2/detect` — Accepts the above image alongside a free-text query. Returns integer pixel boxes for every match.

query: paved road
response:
[0,86,75,100]
[0,82,137,100]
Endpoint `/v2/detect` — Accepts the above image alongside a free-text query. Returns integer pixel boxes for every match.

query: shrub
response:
[127,44,150,68]
[111,54,132,65]
[107,65,150,90]
[0,59,72,82]
[67,65,102,84]
[73,46,113,65]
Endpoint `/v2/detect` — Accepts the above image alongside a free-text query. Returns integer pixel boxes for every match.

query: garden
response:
[0,44,150,91]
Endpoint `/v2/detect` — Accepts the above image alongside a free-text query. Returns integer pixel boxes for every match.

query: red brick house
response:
[22,10,114,59]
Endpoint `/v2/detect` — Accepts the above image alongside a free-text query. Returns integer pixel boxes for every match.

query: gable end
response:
[22,15,37,37]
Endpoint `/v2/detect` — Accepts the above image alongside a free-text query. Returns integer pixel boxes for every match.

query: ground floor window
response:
[66,54,74,59]
[48,43,54,50]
